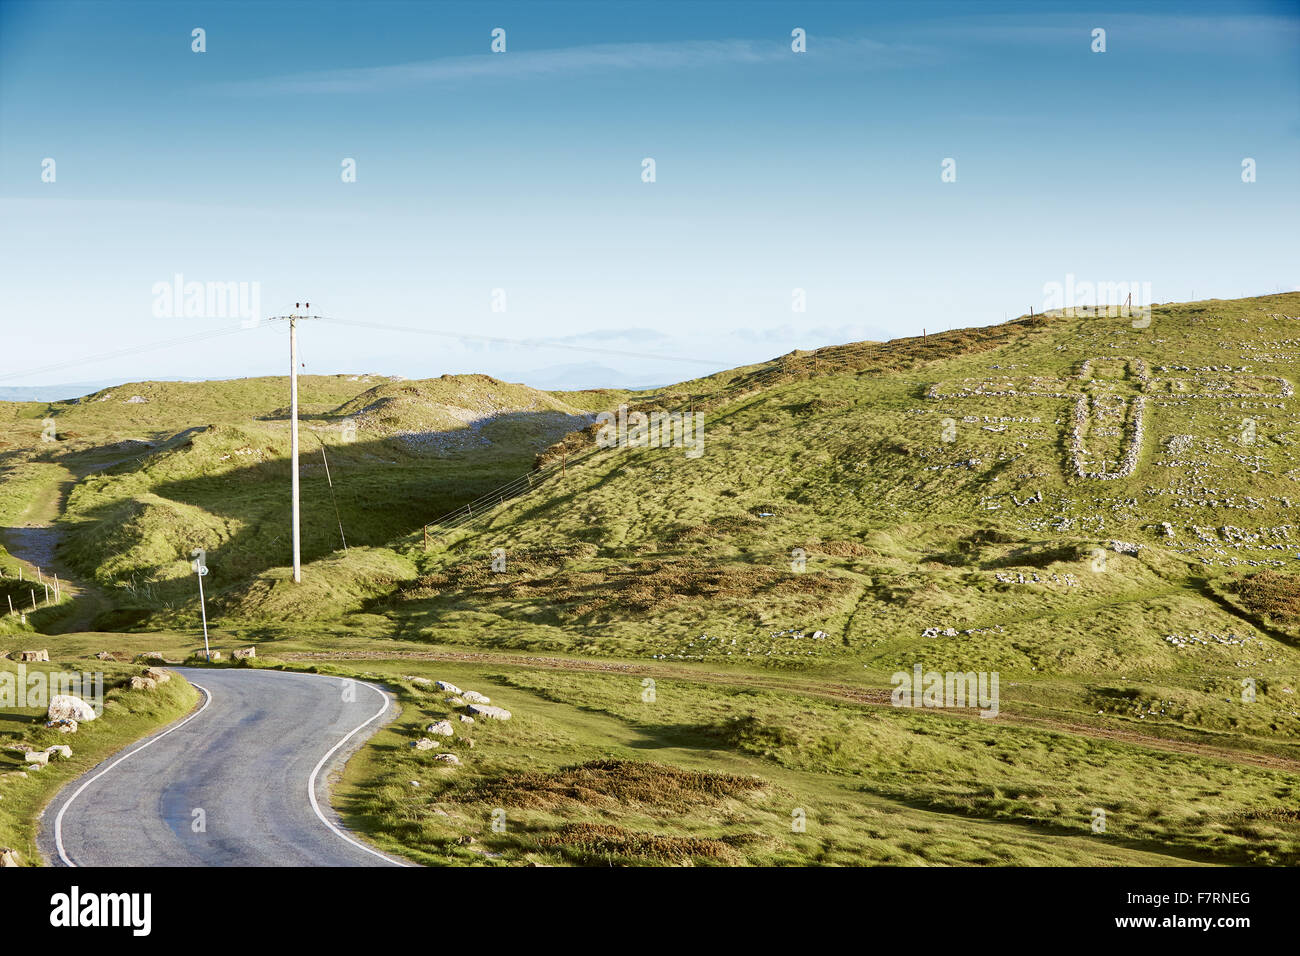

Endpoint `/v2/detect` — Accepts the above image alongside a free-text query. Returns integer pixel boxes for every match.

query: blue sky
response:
[1,0,1297,388]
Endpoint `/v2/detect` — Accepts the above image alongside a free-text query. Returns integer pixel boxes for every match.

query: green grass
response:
[0,373,615,630]
[0,658,198,865]
[3,293,1300,866]
[319,658,1283,866]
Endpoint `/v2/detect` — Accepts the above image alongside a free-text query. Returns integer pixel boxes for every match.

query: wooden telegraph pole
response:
[270,303,324,583]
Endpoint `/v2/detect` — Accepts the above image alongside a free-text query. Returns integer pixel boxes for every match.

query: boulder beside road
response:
[48,695,97,723]
[466,704,511,721]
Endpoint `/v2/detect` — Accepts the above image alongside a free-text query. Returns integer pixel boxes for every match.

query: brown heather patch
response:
[667,513,763,542]
[402,543,599,596]
[1230,570,1300,624]
[1230,807,1300,823]
[443,759,766,813]
[565,560,851,618]
[400,556,852,619]
[803,539,874,558]
[532,823,738,864]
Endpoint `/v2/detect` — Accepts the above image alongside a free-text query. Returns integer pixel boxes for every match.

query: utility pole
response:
[270,303,323,583]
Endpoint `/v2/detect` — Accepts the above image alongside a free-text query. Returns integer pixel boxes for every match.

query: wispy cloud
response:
[209,36,937,96]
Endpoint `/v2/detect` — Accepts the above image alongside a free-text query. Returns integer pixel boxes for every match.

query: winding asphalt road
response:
[40,668,407,867]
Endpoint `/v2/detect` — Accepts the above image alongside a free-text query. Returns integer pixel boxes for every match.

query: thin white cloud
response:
[209,36,937,96]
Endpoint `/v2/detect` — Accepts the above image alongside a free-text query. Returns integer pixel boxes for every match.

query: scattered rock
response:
[426,720,454,737]
[17,650,49,662]
[48,695,97,723]
[23,751,49,766]
[466,704,511,721]
[94,651,115,661]
[434,681,463,695]
[45,719,78,734]
[433,753,461,765]
[232,648,256,661]
[127,676,157,692]
[408,677,433,687]
[412,738,436,751]
[0,848,20,868]
[45,745,72,760]
[461,690,490,704]
[1,772,28,780]
[135,652,166,663]
[458,715,474,724]
[142,667,171,683]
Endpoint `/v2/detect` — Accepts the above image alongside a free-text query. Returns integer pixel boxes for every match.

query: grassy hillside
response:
[385,295,1300,668]
[0,374,613,631]
[4,293,1300,866]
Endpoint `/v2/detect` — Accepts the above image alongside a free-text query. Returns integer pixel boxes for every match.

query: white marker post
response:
[192,548,210,663]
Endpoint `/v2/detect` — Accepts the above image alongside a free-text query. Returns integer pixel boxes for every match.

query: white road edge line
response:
[306,675,408,866]
[54,679,215,867]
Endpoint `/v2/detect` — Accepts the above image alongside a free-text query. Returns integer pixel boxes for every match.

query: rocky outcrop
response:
[466,704,511,721]
[48,695,97,723]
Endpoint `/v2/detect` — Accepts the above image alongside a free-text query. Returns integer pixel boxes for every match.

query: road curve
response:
[40,668,407,867]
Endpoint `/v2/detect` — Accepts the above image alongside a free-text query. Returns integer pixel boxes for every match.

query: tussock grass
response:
[441,758,765,812]
[532,823,739,865]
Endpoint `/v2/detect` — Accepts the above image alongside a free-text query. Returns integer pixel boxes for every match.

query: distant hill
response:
[0,381,118,403]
